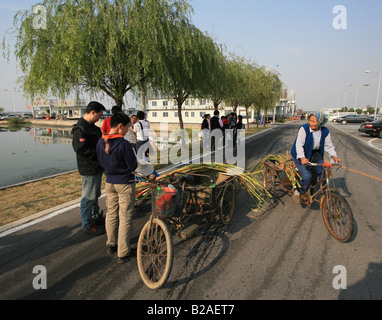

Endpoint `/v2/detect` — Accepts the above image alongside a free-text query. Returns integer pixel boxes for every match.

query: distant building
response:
[31,98,87,119]
[147,98,225,125]
[146,97,272,125]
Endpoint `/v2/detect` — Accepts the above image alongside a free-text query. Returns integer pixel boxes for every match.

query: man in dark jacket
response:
[72,101,106,236]
[210,110,223,151]
[96,113,137,263]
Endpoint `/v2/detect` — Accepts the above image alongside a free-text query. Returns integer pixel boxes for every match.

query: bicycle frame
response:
[263,160,353,242]
[303,162,342,206]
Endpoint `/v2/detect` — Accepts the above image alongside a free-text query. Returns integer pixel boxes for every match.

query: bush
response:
[7,118,23,125]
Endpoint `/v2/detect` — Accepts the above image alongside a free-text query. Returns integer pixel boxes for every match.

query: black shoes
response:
[107,245,136,264]
[107,244,117,255]
[117,248,137,264]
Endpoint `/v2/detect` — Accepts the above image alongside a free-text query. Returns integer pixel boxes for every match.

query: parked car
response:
[0,114,19,120]
[358,119,382,138]
[336,114,373,124]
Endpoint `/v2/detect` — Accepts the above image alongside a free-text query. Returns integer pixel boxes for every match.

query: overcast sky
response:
[1,0,382,112]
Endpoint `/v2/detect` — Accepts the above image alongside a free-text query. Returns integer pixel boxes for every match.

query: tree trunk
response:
[245,106,250,126]
[114,97,123,109]
[176,98,188,150]
[213,99,220,112]
[257,110,260,128]
[264,109,268,127]
[139,82,147,113]
[177,100,184,130]
[233,103,238,114]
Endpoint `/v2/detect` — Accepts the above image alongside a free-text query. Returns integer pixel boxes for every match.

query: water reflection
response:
[31,127,73,147]
[0,127,77,188]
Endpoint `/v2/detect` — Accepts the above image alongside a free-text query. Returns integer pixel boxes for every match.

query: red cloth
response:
[102,117,112,134]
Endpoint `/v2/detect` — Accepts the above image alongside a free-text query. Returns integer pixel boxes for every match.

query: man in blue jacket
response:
[291,112,341,203]
[97,112,138,264]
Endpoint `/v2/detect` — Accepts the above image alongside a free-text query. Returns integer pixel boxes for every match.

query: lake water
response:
[0,127,78,188]
[0,126,207,188]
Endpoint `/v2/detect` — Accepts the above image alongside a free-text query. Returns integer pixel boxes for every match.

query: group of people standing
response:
[201,110,244,149]
[71,101,155,264]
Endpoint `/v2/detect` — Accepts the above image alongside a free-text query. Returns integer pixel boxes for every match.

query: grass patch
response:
[0,172,106,226]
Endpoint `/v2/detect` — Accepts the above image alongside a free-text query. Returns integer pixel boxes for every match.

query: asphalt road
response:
[1,121,381,303]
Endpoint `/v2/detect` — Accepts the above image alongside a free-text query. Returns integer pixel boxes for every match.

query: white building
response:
[147,97,257,125]
[148,98,222,125]
[146,96,292,126]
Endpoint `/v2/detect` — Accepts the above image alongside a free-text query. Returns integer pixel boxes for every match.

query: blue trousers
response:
[292,156,324,195]
[80,172,103,230]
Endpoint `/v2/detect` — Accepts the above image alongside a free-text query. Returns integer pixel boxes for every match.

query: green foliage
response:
[5,0,284,129]
[8,0,193,108]
[151,22,221,128]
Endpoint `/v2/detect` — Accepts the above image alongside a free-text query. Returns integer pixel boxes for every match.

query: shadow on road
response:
[0,224,88,275]
[164,217,231,293]
[338,262,382,300]
[20,256,111,300]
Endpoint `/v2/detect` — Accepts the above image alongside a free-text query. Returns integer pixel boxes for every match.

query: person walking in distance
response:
[134,111,150,163]
[72,101,106,236]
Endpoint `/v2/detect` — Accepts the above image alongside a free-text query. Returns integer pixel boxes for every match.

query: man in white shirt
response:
[134,111,150,162]
[290,112,341,203]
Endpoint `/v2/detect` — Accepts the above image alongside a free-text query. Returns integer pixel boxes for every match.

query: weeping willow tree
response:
[150,20,221,130]
[205,45,233,112]
[5,0,193,108]
[224,54,248,114]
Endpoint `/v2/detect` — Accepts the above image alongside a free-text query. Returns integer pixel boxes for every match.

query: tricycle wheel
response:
[321,191,353,242]
[219,182,236,225]
[137,217,173,290]
[263,169,276,196]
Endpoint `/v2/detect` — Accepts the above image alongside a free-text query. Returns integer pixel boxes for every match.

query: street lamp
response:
[266,64,280,124]
[343,91,351,110]
[348,83,369,110]
[365,70,382,118]
[336,91,343,109]
[4,89,17,114]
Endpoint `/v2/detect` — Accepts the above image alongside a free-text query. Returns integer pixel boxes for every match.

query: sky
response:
[0,0,382,112]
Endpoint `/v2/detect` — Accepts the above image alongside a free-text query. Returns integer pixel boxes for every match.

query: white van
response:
[328,112,356,122]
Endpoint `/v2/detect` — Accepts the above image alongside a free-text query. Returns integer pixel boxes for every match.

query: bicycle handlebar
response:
[307,161,342,168]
